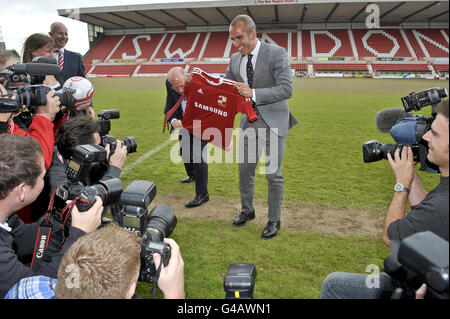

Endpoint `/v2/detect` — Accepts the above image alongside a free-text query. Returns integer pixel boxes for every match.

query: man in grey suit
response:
[225,15,297,239]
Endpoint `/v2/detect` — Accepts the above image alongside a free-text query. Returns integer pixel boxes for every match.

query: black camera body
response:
[97,109,137,155]
[224,263,257,299]
[65,144,107,183]
[118,180,177,284]
[363,87,448,173]
[402,87,448,113]
[55,144,123,215]
[384,231,449,299]
[140,235,171,284]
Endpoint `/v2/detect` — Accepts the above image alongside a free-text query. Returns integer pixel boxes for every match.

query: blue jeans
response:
[320,272,415,299]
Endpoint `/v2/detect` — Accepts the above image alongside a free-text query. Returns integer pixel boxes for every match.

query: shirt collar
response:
[250,39,261,58]
[0,221,12,232]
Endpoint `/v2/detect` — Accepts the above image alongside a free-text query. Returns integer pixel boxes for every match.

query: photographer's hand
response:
[154,238,185,299]
[387,146,415,188]
[35,89,61,122]
[416,284,427,299]
[108,140,128,169]
[69,195,103,233]
[383,147,415,246]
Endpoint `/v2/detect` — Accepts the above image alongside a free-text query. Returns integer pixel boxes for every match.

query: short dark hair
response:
[0,134,43,200]
[56,117,101,160]
[437,98,449,120]
[0,50,19,70]
[230,14,256,34]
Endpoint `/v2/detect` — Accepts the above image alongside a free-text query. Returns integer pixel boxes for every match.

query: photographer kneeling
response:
[320,99,449,299]
[5,223,185,299]
[0,134,103,298]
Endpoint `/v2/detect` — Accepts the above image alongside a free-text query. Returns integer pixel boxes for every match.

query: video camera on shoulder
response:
[97,109,137,156]
[362,87,447,173]
[384,231,449,299]
[118,180,177,284]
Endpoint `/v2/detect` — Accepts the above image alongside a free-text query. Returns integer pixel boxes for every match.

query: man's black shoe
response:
[261,221,281,239]
[181,176,195,183]
[185,193,209,208]
[232,210,255,226]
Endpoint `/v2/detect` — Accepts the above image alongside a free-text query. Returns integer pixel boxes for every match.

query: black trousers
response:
[179,130,208,196]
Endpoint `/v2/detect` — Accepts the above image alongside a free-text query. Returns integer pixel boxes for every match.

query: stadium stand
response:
[135,63,186,77]
[84,28,449,78]
[371,63,430,71]
[75,3,447,79]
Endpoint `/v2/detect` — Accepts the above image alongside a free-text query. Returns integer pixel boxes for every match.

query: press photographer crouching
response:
[320,98,449,299]
[0,134,103,298]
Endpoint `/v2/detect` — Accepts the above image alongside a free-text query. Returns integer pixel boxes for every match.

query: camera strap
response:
[30,186,74,270]
[30,211,53,270]
[151,263,164,298]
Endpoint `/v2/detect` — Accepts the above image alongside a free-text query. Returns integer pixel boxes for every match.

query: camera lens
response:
[363,140,383,163]
[81,178,123,207]
[122,136,137,154]
[362,140,398,163]
[145,204,177,242]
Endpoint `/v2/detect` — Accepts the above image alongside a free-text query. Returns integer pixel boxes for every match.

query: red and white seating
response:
[371,64,429,72]
[108,34,164,61]
[313,63,368,71]
[89,64,137,77]
[405,29,449,58]
[83,28,448,77]
[352,29,413,58]
[135,64,186,76]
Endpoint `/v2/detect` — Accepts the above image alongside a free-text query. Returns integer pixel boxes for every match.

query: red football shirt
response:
[181,68,257,151]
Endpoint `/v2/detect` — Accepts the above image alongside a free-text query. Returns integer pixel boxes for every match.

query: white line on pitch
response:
[121,138,174,175]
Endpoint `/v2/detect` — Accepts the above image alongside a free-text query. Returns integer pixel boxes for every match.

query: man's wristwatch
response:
[394,183,410,193]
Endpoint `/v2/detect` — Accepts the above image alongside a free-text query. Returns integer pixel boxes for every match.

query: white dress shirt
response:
[239,39,261,102]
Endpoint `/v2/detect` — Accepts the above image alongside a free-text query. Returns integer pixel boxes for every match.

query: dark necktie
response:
[246,54,254,88]
[246,53,259,117]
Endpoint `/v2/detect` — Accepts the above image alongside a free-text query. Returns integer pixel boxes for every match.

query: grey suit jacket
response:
[225,41,297,137]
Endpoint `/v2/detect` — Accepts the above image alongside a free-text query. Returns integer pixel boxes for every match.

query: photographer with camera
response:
[46,116,128,193]
[0,134,103,298]
[320,98,448,299]
[383,98,449,246]
[30,116,128,221]
[1,53,61,170]
[4,223,185,299]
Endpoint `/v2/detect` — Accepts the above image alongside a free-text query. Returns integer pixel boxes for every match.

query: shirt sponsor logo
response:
[194,101,228,118]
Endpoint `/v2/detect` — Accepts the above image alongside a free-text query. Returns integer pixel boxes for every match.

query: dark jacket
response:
[63,49,86,81]
[163,79,184,133]
[0,214,85,298]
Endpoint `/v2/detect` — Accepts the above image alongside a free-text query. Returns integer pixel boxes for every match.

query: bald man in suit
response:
[225,15,297,239]
[49,22,85,81]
